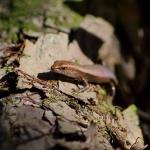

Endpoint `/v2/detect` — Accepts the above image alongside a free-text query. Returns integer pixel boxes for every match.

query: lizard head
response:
[51,60,78,78]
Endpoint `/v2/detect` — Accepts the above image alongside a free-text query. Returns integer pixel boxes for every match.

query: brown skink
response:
[51,60,118,98]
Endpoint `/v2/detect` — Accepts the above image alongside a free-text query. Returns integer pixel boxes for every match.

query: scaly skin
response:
[51,60,118,98]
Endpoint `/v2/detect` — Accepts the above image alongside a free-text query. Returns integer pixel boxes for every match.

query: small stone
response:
[58,118,81,134]
[44,110,56,125]
[44,101,88,127]
[46,101,79,122]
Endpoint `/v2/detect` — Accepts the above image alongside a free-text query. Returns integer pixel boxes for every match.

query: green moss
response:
[3,66,14,74]
[123,104,139,125]
[47,2,83,28]
[23,22,39,31]
[44,94,62,104]
[0,96,21,106]
[0,0,46,41]
[97,117,105,127]
[8,0,43,17]
[67,98,80,110]
[128,104,137,112]
[70,11,83,27]
[43,91,69,107]
[98,88,107,96]
[109,106,123,120]
[0,0,83,42]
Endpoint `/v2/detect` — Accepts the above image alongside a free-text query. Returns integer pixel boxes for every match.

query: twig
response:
[15,69,52,91]
[43,24,70,34]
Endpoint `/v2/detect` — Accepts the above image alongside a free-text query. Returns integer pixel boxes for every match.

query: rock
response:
[123,105,146,149]
[43,101,88,127]
[44,110,56,125]
[57,118,82,134]
[76,15,121,71]
[44,101,79,122]
[58,81,97,105]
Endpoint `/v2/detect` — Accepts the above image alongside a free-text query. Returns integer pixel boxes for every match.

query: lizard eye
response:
[61,67,66,70]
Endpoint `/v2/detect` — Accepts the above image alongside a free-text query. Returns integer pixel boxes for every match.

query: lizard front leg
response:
[75,78,90,93]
